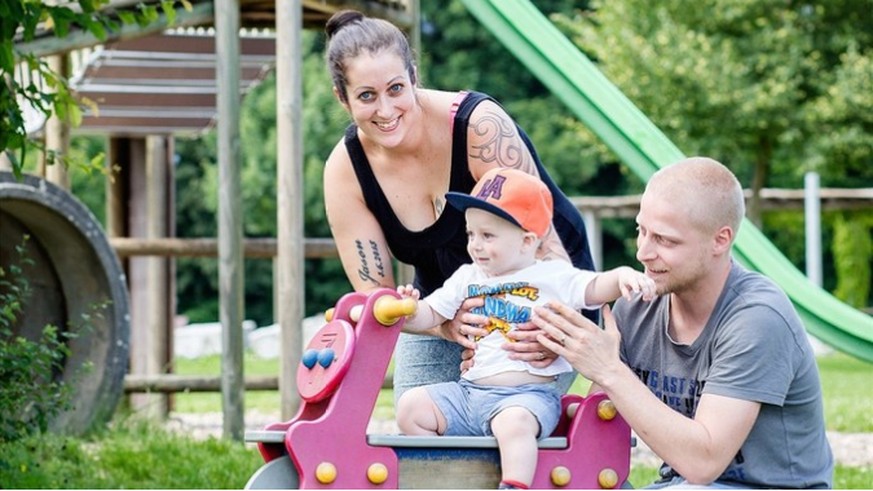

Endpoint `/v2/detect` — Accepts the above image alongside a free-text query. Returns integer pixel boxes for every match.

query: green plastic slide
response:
[461,0,873,362]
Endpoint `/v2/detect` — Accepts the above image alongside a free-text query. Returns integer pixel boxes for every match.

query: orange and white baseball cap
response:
[446,167,553,238]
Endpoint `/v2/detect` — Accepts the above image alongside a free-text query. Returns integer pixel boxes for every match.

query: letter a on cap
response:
[475,175,506,201]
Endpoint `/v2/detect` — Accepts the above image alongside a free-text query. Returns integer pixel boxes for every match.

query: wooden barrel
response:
[0,171,129,435]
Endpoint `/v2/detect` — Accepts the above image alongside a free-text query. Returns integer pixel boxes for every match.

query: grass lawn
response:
[172,350,873,433]
[0,351,870,488]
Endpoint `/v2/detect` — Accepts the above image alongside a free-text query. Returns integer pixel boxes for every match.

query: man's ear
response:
[713,225,734,256]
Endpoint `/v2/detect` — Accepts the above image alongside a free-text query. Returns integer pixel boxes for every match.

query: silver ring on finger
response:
[537,351,545,361]
[560,335,567,347]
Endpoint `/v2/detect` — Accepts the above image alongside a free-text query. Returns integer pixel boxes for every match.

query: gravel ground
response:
[164,411,873,468]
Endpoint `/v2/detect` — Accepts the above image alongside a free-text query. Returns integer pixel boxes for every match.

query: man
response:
[531,157,833,488]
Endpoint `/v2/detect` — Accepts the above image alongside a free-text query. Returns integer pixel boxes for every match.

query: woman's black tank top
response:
[345,91,595,298]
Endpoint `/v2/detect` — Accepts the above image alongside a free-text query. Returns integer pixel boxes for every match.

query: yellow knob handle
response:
[324,295,416,325]
[372,296,417,326]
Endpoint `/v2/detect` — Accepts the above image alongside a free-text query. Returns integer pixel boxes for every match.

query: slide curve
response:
[461,0,873,362]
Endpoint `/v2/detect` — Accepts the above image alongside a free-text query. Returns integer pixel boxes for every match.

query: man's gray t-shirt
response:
[613,262,833,488]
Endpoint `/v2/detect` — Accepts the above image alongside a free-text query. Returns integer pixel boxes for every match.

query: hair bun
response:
[326,10,364,39]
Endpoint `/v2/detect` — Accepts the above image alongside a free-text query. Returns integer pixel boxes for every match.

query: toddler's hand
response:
[397,284,421,301]
[618,268,657,301]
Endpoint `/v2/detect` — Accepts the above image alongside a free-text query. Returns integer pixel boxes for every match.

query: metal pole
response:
[804,172,822,287]
[583,210,602,271]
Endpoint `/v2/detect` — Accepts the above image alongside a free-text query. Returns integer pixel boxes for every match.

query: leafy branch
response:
[0,0,192,178]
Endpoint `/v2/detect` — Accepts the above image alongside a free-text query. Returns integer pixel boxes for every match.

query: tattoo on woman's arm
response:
[370,240,386,279]
[470,110,533,172]
[355,239,387,286]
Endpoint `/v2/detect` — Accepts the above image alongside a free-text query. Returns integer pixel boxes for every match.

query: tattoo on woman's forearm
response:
[370,240,386,279]
[355,239,387,286]
[470,110,531,171]
[355,239,379,285]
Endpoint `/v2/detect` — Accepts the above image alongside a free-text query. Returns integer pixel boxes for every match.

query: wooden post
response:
[276,0,304,420]
[114,136,170,416]
[105,137,127,239]
[215,0,245,441]
[45,54,71,189]
[145,135,172,413]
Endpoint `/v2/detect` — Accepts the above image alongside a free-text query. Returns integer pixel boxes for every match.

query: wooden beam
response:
[106,188,871,259]
[14,2,216,59]
[752,188,873,211]
[123,373,394,392]
[570,188,873,218]
[109,237,338,258]
[125,374,279,392]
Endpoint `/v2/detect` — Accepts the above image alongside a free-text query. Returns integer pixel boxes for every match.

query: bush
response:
[0,236,77,441]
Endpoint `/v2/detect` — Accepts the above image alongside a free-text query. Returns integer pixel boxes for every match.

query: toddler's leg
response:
[491,406,539,488]
[396,386,447,435]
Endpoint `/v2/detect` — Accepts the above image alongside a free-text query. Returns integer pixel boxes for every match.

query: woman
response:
[322,10,596,401]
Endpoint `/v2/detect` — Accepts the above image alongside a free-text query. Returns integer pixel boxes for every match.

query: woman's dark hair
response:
[325,10,416,103]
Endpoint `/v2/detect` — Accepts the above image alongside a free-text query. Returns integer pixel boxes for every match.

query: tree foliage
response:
[1,0,190,176]
[556,0,872,199]
[554,0,872,304]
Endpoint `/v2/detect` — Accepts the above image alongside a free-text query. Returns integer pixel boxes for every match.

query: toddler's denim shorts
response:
[425,377,563,438]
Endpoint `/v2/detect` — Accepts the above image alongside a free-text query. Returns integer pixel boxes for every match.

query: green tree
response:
[556,0,872,215]
[2,0,190,176]
[555,0,873,305]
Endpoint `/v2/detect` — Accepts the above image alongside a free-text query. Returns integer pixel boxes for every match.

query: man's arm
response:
[534,303,759,484]
[591,363,759,483]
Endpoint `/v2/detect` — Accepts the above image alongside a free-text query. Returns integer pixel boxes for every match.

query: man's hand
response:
[503,321,559,368]
[532,302,623,385]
